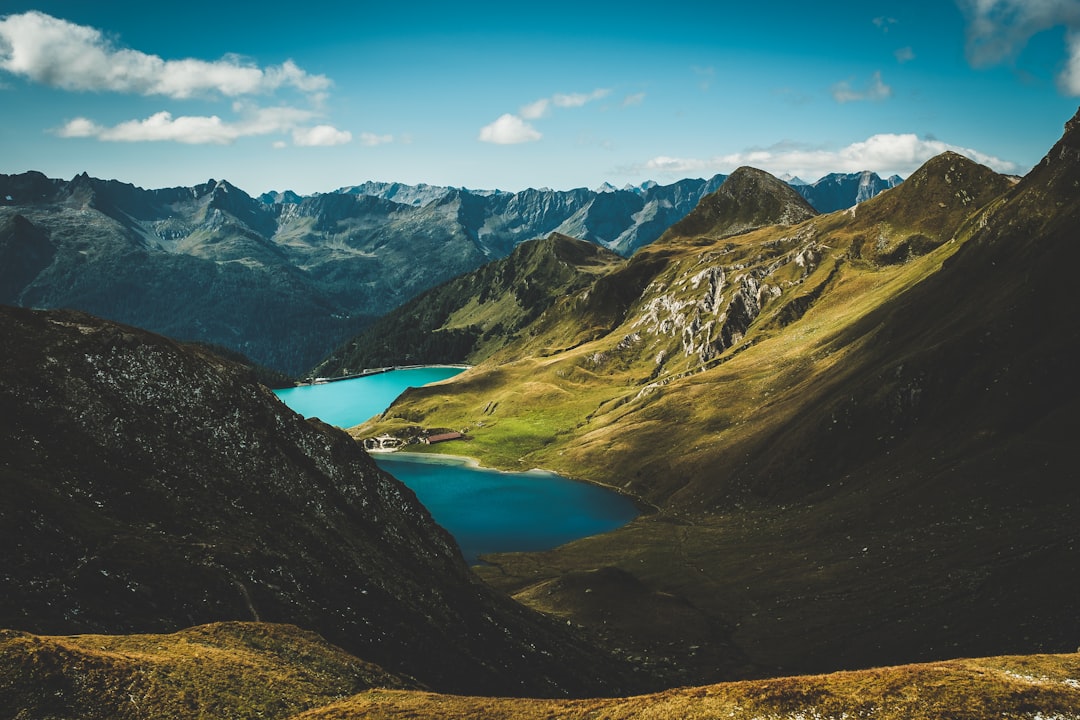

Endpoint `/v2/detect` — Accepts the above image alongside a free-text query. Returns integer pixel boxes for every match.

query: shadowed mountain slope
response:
[355,111,1079,682]
[0,305,635,697]
[312,233,623,375]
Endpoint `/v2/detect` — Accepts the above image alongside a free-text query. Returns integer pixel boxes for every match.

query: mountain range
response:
[353,111,1080,684]
[3,104,1078,717]
[0,169,898,375]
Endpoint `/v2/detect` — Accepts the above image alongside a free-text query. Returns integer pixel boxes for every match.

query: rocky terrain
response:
[0,305,636,697]
[0,169,897,374]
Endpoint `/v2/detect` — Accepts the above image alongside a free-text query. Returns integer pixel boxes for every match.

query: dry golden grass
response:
[295,652,1080,719]
[0,622,410,720]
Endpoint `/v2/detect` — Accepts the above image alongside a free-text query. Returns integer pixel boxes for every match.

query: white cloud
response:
[517,88,609,120]
[0,11,330,99]
[622,92,646,107]
[832,71,893,103]
[359,132,394,146]
[484,88,610,144]
[635,132,1018,180]
[478,113,542,144]
[895,46,916,63]
[293,125,352,147]
[958,0,1080,94]
[53,105,350,147]
[58,112,237,144]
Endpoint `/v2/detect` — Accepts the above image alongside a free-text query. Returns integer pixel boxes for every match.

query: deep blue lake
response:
[273,369,640,563]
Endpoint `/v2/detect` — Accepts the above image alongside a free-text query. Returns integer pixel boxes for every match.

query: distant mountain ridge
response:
[0,167,900,374]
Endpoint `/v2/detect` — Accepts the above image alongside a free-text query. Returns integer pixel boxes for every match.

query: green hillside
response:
[354,113,1080,683]
[311,233,623,376]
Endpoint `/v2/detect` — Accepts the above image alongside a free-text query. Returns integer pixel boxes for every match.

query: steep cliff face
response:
[0,306,632,697]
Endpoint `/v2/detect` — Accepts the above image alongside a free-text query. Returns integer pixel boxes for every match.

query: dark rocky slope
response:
[0,305,634,697]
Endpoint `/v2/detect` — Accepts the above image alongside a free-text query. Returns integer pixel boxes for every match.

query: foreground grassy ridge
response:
[0,622,411,720]
[296,652,1080,719]
[3,623,1077,719]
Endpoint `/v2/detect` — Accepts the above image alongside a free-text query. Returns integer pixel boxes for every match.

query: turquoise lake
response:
[273,369,640,563]
[273,366,466,429]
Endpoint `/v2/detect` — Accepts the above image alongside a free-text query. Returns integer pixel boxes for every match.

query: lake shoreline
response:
[301,363,472,386]
[378,450,660,516]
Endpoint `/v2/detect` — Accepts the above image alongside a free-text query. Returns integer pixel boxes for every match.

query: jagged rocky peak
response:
[663,166,819,241]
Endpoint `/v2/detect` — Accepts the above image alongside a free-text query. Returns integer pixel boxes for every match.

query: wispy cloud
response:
[632,133,1018,180]
[958,0,1080,94]
[478,113,542,144]
[831,71,893,103]
[479,88,610,144]
[692,65,715,91]
[0,11,329,99]
[873,16,899,32]
[552,89,610,108]
[622,92,646,107]
[895,46,916,63]
[359,132,394,147]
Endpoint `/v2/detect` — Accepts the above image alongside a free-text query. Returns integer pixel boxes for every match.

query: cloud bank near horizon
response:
[634,132,1020,181]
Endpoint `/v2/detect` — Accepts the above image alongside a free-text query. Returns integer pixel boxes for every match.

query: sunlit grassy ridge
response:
[356,138,1080,683]
[355,153,1013,497]
[3,623,1076,719]
[295,652,1080,720]
[0,622,411,720]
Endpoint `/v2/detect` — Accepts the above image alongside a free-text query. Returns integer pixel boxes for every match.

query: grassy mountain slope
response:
[0,622,412,720]
[3,624,1076,718]
[355,112,1078,682]
[299,651,1080,719]
[0,305,636,697]
[312,233,624,376]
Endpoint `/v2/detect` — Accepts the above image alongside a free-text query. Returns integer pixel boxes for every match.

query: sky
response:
[2,0,1079,196]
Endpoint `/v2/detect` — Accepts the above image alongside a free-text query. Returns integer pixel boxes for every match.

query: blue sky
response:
[1,0,1079,195]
